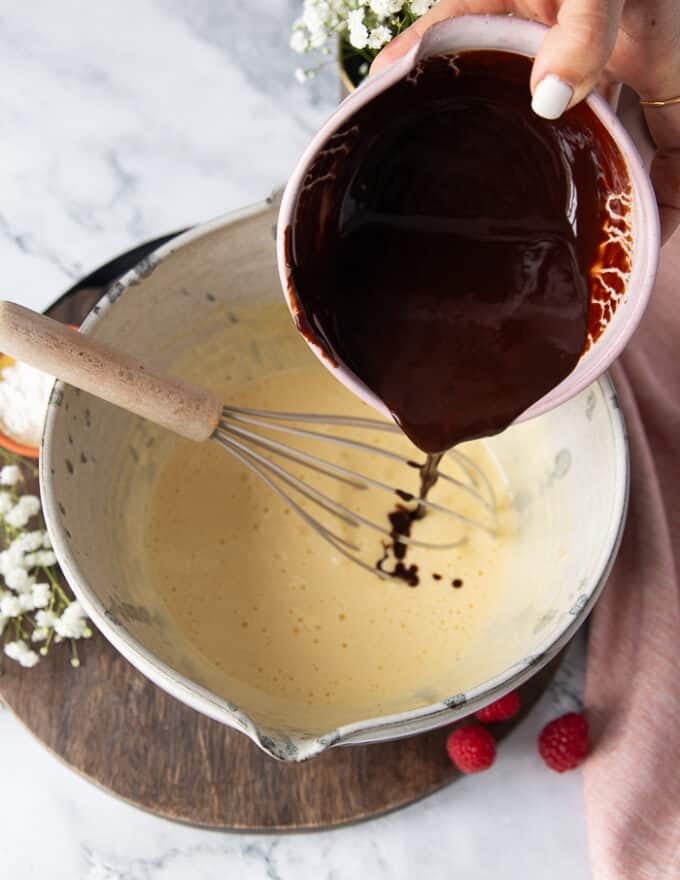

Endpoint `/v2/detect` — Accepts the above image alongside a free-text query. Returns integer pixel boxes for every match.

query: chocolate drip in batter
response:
[377,505,421,586]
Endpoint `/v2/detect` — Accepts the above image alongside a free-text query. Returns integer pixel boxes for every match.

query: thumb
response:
[530,0,624,120]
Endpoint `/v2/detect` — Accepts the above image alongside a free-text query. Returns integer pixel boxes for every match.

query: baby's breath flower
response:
[347,8,366,29]
[31,582,51,608]
[18,592,36,612]
[0,550,17,577]
[6,507,29,528]
[0,534,51,576]
[349,28,368,49]
[4,639,39,668]
[290,28,309,53]
[55,616,89,640]
[309,29,328,49]
[0,595,22,617]
[16,530,46,553]
[19,495,40,516]
[54,601,90,640]
[4,567,33,593]
[0,460,88,670]
[290,0,410,83]
[63,600,85,620]
[35,609,57,629]
[0,491,13,515]
[0,465,22,486]
[6,495,41,529]
[303,0,331,41]
[368,24,392,49]
[349,23,369,50]
[24,550,57,568]
[410,0,433,14]
[369,0,403,18]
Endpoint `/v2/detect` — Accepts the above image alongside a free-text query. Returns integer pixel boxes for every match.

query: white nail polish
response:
[531,76,574,120]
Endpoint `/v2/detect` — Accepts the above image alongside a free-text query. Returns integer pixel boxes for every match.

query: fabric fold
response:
[584,231,680,880]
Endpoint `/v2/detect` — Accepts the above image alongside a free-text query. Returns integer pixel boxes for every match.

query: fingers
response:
[370,0,511,76]
[530,0,624,118]
[372,0,623,121]
[644,102,680,243]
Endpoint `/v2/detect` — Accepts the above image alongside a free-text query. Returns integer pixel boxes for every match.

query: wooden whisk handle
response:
[0,301,223,442]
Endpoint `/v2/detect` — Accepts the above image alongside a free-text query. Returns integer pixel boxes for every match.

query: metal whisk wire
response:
[221,406,498,513]
[214,406,498,574]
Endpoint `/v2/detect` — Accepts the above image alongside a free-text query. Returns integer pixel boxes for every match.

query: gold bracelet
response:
[640,94,680,108]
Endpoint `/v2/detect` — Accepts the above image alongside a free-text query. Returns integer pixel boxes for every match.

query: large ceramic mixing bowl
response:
[40,194,628,761]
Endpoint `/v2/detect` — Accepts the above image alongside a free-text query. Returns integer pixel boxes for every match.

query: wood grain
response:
[0,272,563,830]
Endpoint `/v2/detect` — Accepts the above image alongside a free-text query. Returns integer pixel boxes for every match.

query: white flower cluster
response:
[290,0,435,81]
[0,461,91,669]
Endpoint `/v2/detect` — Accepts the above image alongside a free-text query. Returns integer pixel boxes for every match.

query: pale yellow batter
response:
[143,308,515,733]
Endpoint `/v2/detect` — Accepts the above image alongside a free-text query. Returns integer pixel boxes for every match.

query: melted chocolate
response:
[418,451,443,505]
[285,51,630,454]
[376,505,421,585]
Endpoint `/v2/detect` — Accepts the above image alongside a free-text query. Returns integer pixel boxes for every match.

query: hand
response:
[371,1,680,242]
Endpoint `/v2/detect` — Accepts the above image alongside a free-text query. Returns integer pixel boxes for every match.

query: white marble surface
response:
[0,2,591,877]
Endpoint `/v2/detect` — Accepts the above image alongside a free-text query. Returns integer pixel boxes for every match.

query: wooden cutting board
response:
[0,242,563,830]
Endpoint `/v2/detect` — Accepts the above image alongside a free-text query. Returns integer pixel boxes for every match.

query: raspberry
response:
[475,691,520,723]
[538,712,589,772]
[446,723,496,773]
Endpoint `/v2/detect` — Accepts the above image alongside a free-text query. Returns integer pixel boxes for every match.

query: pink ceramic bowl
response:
[276,14,659,429]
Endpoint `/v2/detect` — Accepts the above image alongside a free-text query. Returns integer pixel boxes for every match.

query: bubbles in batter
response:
[143,314,516,732]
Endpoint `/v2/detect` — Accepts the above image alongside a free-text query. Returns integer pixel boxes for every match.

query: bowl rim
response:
[40,196,630,761]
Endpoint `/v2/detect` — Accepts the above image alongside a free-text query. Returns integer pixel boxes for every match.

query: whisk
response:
[0,302,497,576]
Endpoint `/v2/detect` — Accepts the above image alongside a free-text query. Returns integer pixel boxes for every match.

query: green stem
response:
[12,615,29,640]
[41,565,70,605]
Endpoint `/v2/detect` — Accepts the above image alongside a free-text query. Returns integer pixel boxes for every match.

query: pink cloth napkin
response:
[584,226,680,879]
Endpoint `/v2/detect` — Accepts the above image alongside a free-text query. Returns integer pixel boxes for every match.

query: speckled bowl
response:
[40,194,628,761]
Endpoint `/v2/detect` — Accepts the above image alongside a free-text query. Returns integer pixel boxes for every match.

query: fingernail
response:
[531,76,574,120]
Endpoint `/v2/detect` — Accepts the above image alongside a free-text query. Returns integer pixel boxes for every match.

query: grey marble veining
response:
[0,0,336,311]
[0,1,590,876]
[156,0,339,122]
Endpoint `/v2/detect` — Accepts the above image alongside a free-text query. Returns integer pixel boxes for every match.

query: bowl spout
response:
[251,728,340,762]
